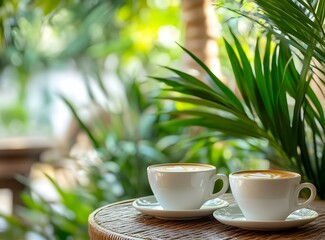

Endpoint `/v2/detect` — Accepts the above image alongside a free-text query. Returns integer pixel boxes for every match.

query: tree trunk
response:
[180,0,222,80]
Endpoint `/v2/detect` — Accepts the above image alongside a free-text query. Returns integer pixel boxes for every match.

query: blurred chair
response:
[0,136,53,211]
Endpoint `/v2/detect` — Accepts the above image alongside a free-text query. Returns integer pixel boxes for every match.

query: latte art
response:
[243,173,282,179]
[232,170,298,179]
[150,164,214,172]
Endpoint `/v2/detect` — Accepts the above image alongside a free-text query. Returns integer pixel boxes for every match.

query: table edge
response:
[89,198,144,240]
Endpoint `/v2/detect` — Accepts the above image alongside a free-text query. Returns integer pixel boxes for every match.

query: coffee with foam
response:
[149,163,214,172]
[232,170,298,179]
[147,163,228,210]
[229,169,316,221]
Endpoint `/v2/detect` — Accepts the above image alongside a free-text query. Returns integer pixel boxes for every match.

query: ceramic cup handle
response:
[294,182,317,210]
[207,174,229,200]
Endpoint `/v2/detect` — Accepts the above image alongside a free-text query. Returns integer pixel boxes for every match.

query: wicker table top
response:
[88,193,325,240]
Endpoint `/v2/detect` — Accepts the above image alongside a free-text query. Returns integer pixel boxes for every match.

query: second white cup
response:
[230,170,317,221]
[147,163,229,210]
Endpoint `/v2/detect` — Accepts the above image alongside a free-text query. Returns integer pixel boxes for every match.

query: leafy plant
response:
[0,0,126,135]
[0,1,185,239]
[154,0,325,198]
[0,70,253,239]
[0,174,96,240]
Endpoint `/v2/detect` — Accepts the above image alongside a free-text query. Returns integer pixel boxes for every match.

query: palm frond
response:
[156,30,325,198]
[153,0,325,199]
[177,44,245,112]
[60,95,100,149]
[222,0,325,64]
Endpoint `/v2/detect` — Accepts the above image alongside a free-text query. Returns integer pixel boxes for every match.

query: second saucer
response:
[213,206,318,231]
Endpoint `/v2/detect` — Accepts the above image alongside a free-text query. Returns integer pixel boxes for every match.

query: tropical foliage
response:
[1,1,260,239]
[0,69,261,239]
[2,0,323,239]
[0,0,181,135]
[0,0,125,135]
[0,0,184,239]
[155,0,325,198]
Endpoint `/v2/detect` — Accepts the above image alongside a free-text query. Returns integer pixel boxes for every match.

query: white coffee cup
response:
[230,170,317,221]
[147,163,229,210]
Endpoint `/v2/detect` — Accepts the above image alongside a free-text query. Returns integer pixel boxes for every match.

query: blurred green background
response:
[0,0,269,239]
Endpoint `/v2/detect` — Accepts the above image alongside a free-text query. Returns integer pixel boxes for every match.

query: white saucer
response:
[132,195,229,220]
[213,206,318,231]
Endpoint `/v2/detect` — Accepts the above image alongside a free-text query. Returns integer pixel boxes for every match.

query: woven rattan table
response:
[88,193,325,239]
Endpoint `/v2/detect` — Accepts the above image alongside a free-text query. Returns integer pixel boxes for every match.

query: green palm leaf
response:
[156,0,325,198]
[177,44,245,112]
[60,95,100,149]
[152,76,244,113]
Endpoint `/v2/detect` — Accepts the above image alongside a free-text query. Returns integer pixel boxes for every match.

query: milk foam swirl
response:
[233,170,297,179]
[152,164,213,172]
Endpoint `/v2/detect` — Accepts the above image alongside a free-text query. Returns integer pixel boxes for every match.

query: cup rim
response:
[229,169,300,179]
[147,163,216,172]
